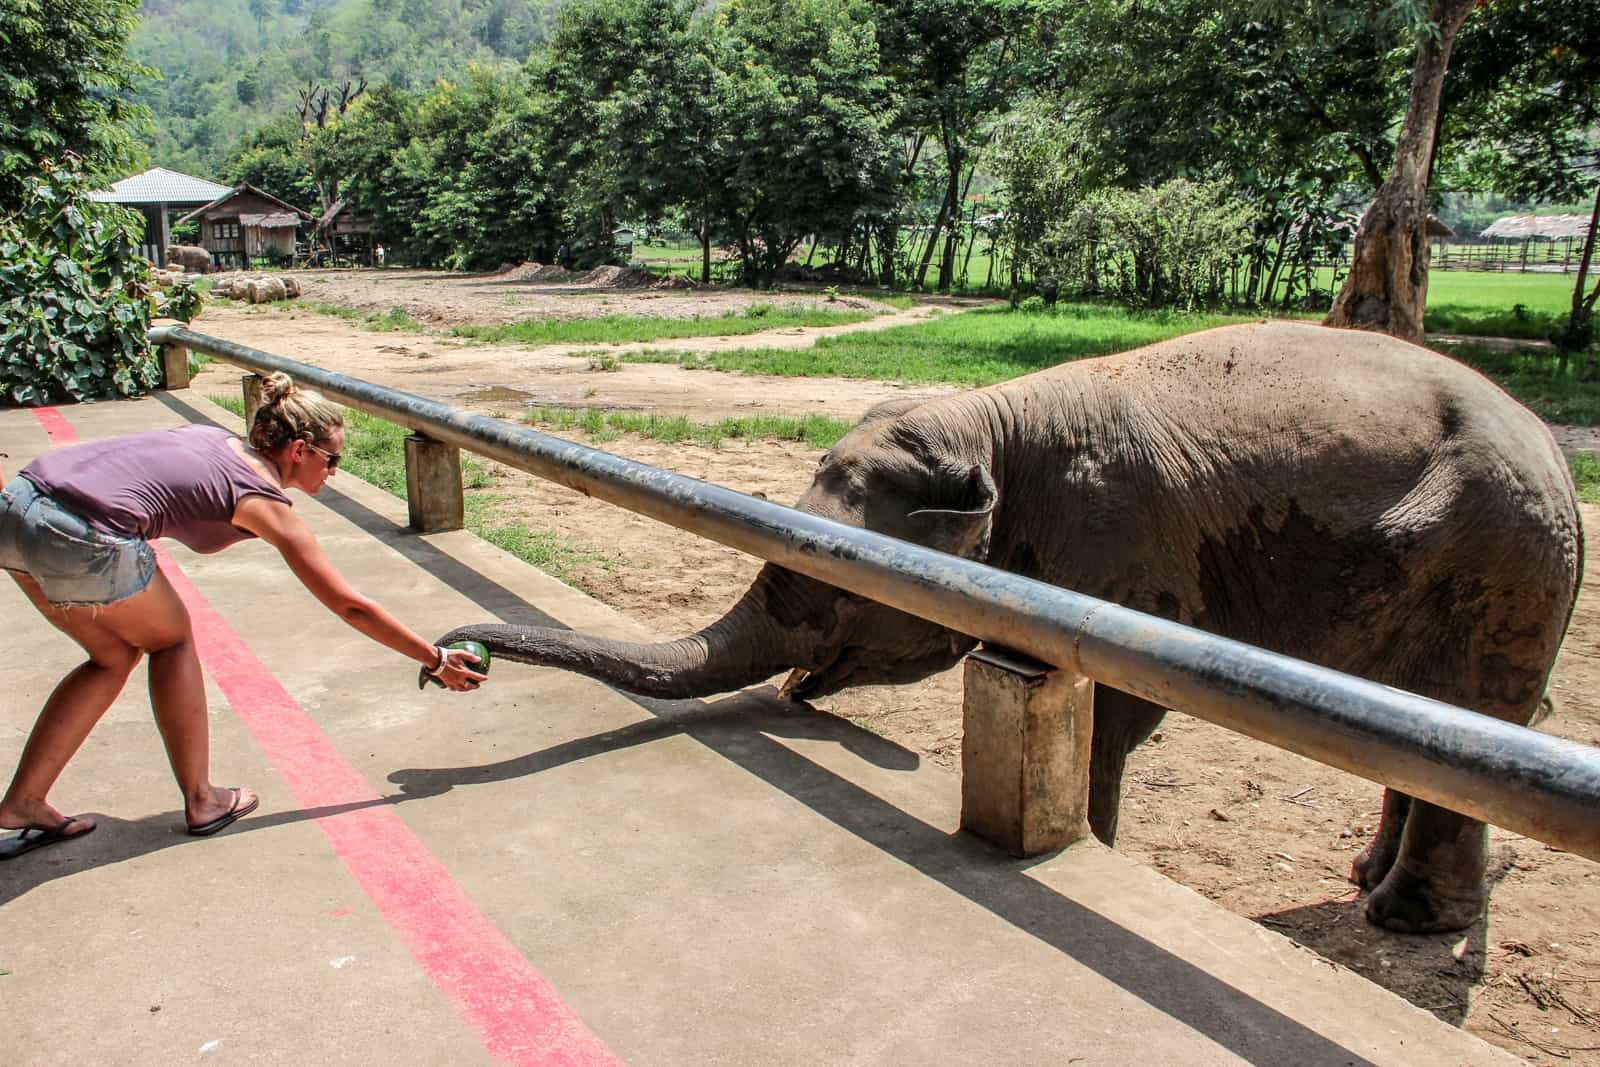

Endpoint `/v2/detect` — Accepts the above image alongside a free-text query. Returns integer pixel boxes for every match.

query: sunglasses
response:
[305,441,341,471]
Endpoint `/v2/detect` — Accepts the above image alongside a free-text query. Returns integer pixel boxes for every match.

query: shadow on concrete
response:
[142,394,1381,1067]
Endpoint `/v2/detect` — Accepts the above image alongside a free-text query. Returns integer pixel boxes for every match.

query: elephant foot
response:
[1363,865,1485,934]
[1349,838,1399,891]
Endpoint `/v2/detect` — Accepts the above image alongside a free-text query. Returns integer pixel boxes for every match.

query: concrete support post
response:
[405,433,464,533]
[155,319,190,390]
[242,373,265,429]
[960,645,1093,857]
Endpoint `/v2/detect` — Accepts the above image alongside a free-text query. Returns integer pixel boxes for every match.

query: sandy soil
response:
[190,271,1600,1064]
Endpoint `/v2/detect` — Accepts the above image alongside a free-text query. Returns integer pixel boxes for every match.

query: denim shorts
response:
[0,476,156,606]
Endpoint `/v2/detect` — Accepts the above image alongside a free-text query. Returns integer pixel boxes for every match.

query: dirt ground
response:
[191,270,1600,1064]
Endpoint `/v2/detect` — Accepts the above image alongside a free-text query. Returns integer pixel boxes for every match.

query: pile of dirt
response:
[497,262,584,283]
[576,265,651,287]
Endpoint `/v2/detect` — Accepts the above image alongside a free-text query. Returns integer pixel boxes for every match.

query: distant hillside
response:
[131,0,559,177]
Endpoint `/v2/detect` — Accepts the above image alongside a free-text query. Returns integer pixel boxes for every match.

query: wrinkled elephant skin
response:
[439,320,1583,934]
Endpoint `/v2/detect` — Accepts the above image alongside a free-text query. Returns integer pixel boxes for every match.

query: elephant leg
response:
[1364,800,1488,933]
[1350,788,1411,890]
[1087,687,1167,845]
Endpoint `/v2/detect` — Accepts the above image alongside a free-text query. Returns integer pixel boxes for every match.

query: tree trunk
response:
[1323,0,1475,343]
[1566,182,1600,376]
[915,183,953,291]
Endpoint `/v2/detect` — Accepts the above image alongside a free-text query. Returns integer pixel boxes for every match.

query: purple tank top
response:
[22,424,292,553]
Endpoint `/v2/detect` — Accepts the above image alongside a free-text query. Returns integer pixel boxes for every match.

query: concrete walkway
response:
[0,393,1521,1066]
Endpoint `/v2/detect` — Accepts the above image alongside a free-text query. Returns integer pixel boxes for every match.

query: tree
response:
[1324,0,1477,342]
[0,0,154,211]
[872,0,1022,291]
[1033,0,1410,307]
[222,116,319,209]
[1445,0,1600,367]
[710,0,900,286]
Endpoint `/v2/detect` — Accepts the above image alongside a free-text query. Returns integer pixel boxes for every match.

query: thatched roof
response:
[1480,214,1592,241]
[239,212,302,229]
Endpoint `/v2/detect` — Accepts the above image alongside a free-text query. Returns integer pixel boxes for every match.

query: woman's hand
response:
[424,645,487,692]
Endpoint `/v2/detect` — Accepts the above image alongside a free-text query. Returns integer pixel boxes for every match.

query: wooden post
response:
[242,373,265,429]
[961,645,1093,857]
[404,433,464,533]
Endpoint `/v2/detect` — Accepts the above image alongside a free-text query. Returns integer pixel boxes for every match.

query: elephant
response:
[163,244,212,273]
[434,320,1583,934]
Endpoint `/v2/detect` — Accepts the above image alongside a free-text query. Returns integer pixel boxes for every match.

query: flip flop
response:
[0,815,96,860]
[186,788,259,837]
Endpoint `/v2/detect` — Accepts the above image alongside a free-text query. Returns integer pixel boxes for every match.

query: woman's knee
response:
[90,639,143,676]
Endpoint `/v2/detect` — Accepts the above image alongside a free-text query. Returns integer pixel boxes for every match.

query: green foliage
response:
[131,0,557,175]
[160,280,204,324]
[0,157,160,405]
[1570,454,1600,505]
[453,306,874,346]
[0,0,154,211]
[707,0,900,286]
[1040,180,1254,309]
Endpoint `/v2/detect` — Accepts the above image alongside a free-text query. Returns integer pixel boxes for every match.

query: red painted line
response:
[32,409,618,1067]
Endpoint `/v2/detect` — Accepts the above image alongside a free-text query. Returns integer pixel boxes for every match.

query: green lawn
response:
[453,304,873,346]
[523,407,854,449]
[619,302,1264,385]
[1422,271,1577,339]
[1444,342,1600,426]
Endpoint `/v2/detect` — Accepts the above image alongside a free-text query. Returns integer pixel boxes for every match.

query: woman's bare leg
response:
[0,573,139,832]
[0,569,253,830]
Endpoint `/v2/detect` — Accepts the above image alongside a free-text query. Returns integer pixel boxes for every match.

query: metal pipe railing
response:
[153,325,1600,860]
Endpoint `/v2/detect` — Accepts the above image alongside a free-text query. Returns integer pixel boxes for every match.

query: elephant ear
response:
[903,462,998,558]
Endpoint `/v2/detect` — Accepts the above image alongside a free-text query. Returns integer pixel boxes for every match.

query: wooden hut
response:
[176,184,311,270]
[314,199,376,265]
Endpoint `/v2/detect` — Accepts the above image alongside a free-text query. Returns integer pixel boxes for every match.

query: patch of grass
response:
[524,407,853,449]
[1570,453,1600,505]
[306,303,430,333]
[463,495,620,584]
[847,290,916,309]
[1424,303,1561,341]
[1442,343,1600,426]
[453,304,873,347]
[618,302,1264,385]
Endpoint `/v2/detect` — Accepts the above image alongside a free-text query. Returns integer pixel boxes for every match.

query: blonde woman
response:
[0,373,483,858]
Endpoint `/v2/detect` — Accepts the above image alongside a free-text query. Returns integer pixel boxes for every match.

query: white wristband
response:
[427,646,451,678]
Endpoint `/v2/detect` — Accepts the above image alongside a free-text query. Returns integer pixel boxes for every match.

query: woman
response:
[0,372,484,859]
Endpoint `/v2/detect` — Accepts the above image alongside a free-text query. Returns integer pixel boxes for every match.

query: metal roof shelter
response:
[89,167,233,205]
[89,167,235,267]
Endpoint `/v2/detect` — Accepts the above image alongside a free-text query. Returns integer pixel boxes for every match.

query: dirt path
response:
[188,275,1599,1064]
[197,299,965,419]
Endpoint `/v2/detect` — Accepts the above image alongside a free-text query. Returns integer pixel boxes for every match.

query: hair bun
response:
[261,371,295,406]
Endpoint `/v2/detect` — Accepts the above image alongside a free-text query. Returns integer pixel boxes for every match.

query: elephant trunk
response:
[427,565,836,699]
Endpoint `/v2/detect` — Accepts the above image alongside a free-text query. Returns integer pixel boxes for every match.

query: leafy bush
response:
[1039,179,1253,310]
[0,157,160,405]
[160,280,203,324]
